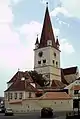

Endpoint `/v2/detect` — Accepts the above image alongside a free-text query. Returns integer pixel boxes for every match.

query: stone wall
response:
[5,98,73,113]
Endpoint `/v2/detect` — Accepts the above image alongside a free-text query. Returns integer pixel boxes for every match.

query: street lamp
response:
[78,90,80,115]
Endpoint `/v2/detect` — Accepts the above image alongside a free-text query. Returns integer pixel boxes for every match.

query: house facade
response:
[4,90,73,113]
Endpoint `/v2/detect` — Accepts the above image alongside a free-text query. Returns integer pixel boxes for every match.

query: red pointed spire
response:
[39,3,56,48]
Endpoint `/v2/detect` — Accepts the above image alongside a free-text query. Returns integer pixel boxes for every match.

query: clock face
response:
[38,51,43,57]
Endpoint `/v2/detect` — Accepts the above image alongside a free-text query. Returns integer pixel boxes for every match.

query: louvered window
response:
[43,59,46,63]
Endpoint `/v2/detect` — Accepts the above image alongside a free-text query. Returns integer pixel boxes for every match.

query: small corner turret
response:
[56,36,60,49]
[35,35,39,49]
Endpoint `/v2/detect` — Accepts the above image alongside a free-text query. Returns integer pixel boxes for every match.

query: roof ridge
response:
[63,66,77,70]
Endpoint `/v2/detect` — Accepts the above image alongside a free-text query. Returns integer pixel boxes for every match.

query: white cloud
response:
[58,19,70,27]
[20,21,42,37]
[0,24,20,45]
[0,0,13,23]
[51,7,70,26]
[60,39,75,54]
[19,21,42,50]
[51,7,71,17]
[50,0,80,19]
[0,0,32,70]
[60,0,80,18]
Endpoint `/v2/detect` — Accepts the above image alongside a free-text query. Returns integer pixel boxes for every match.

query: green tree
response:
[28,70,47,87]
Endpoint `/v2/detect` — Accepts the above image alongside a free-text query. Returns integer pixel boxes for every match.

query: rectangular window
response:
[5,93,7,99]
[10,93,13,99]
[29,92,31,98]
[74,90,78,94]
[8,93,10,101]
[56,61,58,67]
[54,52,56,57]
[56,61,58,65]
[53,60,54,64]
[38,61,41,64]
[14,93,17,99]
[19,93,23,99]
[73,99,79,108]
[43,59,46,63]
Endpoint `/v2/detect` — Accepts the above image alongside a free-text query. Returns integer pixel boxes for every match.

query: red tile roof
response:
[62,66,77,75]
[9,101,22,104]
[51,80,66,89]
[71,85,80,90]
[5,79,38,92]
[7,71,33,83]
[61,69,69,85]
[35,82,42,89]
[39,92,72,100]
[76,77,80,80]
[39,5,57,49]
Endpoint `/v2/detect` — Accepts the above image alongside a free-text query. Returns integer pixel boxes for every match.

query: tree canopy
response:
[28,70,49,87]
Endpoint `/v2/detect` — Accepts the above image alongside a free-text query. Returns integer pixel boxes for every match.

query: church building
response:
[4,3,80,113]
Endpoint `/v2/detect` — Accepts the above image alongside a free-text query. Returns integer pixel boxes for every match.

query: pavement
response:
[0,111,68,119]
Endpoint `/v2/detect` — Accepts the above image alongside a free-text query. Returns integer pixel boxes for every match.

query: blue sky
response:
[0,0,80,96]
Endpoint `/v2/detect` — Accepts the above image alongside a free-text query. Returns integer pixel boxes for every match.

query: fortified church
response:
[4,3,80,112]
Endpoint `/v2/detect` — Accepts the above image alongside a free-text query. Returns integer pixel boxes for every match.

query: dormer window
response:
[43,59,46,63]
[21,77,25,81]
[47,40,52,46]
[38,51,43,57]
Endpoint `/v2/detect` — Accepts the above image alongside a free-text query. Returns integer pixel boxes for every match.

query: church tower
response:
[34,3,61,86]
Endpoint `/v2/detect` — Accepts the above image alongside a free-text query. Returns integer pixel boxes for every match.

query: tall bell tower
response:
[34,3,61,86]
